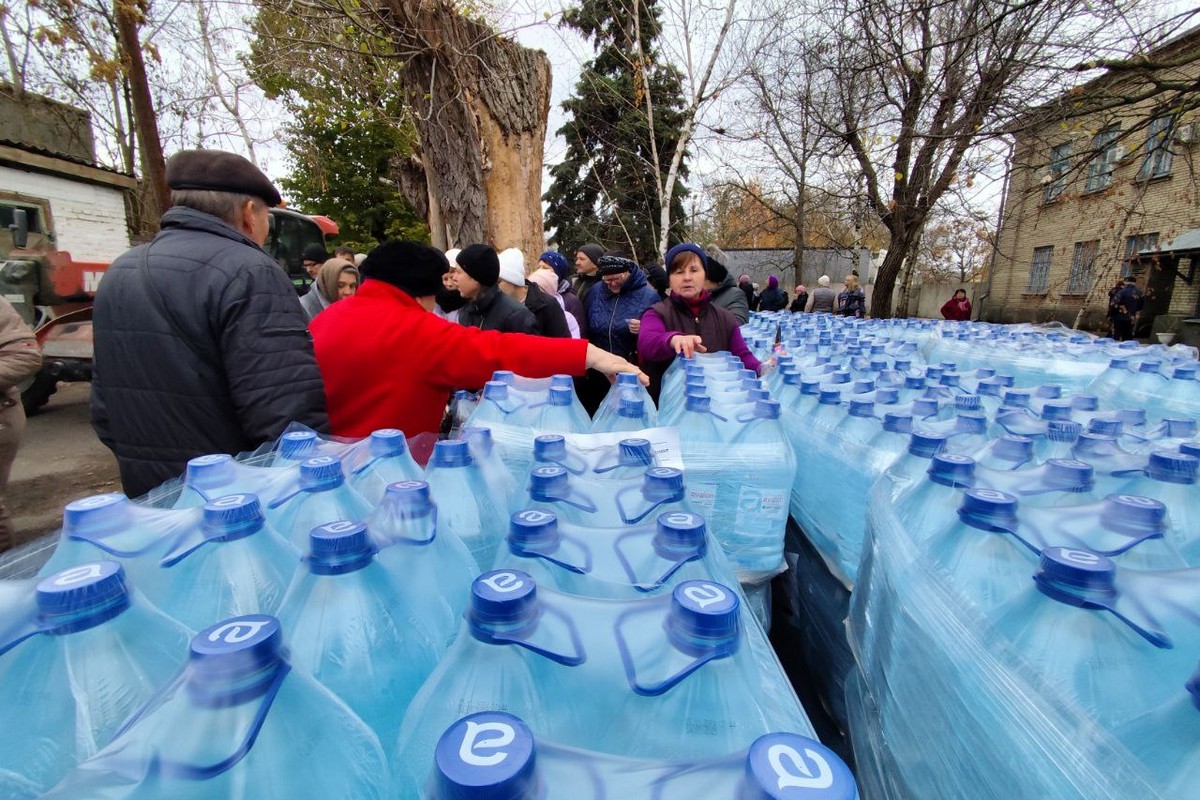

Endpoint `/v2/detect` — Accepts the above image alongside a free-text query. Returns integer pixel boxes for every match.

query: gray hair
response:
[171,189,263,226]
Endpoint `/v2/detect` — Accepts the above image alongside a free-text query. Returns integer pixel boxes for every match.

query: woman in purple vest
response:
[637,242,764,401]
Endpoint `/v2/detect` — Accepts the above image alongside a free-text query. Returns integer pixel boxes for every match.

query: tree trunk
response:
[114,1,169,225]
[871,245,910,319]
[383,1,550,256]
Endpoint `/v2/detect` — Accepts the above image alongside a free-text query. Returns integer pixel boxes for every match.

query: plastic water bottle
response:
[593,373,657,432]
[367,481,477,648]
[40,615,389,799]
[270,428,352,466]
[1117,663,1200,797]
[348,429,423,506]
[1111,451,1200,565]
[589,437,657,481]
[460,426,520,511]
[266,456,373,550]
[425,711,857,800]
[138,494,299,631]
[425,440,509,572]
[276,521,441,745]
[0,562,191,797]
[972,434,1035,470]
[534,385,591,433]
[172,453,293,509]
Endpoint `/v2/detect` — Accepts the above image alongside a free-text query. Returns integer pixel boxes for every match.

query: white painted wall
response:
[1,165,129,261]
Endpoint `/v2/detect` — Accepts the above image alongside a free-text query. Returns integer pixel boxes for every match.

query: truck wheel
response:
[20,373,58,416]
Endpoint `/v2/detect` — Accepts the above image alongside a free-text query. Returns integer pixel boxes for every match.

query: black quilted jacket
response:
[91,207,327,496]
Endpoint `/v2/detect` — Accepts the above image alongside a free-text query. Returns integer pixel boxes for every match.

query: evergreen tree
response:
[544,0,688,263]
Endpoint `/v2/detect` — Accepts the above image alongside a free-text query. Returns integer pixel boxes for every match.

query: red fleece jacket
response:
[310,279,588,437]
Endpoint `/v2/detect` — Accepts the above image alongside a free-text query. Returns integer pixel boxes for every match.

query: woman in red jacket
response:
[309,241,645,437]
[940,288,972,321]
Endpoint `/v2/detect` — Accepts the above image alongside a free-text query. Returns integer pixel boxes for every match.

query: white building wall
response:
[1,165,129,261]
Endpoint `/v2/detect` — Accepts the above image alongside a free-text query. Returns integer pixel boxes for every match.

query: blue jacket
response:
[585,267,660,361]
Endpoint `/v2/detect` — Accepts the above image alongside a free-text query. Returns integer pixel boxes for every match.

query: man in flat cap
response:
[91,149,328,496]
[309,240,647,437]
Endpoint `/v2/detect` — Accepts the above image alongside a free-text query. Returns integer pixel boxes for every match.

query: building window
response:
[1122,232,1159,278]
[1028,246,1053,293]
[1085,128,1120,191]
[1044,143,1070,203]
[1137,116,1174,180]
[1066,241,1099,294]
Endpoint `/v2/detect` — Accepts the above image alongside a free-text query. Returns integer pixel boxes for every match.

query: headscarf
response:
[317,258,358,302]
[767,275,779,289]
[528,267,560,297]
[796,284,807,294]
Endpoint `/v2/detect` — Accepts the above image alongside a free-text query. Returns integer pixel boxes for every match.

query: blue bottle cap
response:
[1137,361,1162,374]
[848,399,875,418]
[882,412,913,434]
[1036,547,1116,606]
[799,379,822,396]
[686,394,713,413]
[685,374,709,391]
[925,366,944,379]
[186,453,235,489]
[669,581,740,652]
[431,439,474,468]
[528,466,570,501]
[753,399,782,420]
[1146,451,1198,485]
[748,388,772,402]
[202,494,266,541]
[453,390,475,402]
[1116,408,1147,427]
[655,511,707,556]
[434,712,537,800]
[617,372,640,387]
[62,493,130,536]
[738,369,756,381]
[1003,390,1031,408]
[911,398,940,418]
[904,375,926,390]
[994,374,1015,387]
[509,509,559,550]
[1035,384,1063,399]
[907,432,947,458]
[780,369,802,387]
[368,429,408,458]
[617,438,654,467]
[992,434,1034,462]
[957,488,1018,531]
[279,430,319,461]
[852,379,876,393]
[1040,400,1074,421]
[189,615,285,700]
[382,480,434,517]
[1071,395,1099,412]
[1046,420,1083,442]
[870,358,889,371]
[547,386,573,407]
[976,379,1002,397]
[975,367,996,379]
[954,412,987,434]
[684,362,706,377]
[307,520,375,574]
[894,359,911,372]
[299,456,345,490]
[928,454,975,487]
[828,370,850,385]
[1108,357,1129,369]
[617,396,645,418]
[1044,459,1094,490]
[939,372,961,387]
[939,361,957,371]
[1182,442,1200,459]
[1173,364,1198,380]
[643,467,685,499]
[874,388,899,405]
[35,561,130,628]
[1164,419,1198,439]
[1103,494,1167,532]
[463,428,496,457]
[491,370,515,384]
[533,434,567,463]
[550,374,574,390]
[954,395,981,411]
[469,570,538,629]
[744,732,857,800]
[1087,418,1123,436]
[817,389,842,406]
[482,381,509,401]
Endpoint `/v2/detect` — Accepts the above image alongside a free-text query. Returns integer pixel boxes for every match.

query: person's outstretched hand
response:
[669,335,707,358]
[585,344,650,386]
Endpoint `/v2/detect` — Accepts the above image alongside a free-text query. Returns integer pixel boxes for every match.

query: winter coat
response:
[758,286,789,312]
[525,282,573,338]
[0,299,42,403]
[586,267,661,362]
[309,279,588,437]
[573,272,602,311]
[91,206,328,497]
[560,279,588,337]
[837,288,867,318]
[299,283,331,321]
[709,275,750,325]
[809,286,836,313]
[940,297,972,321]
[1112,284,1144,322]
[739,281,758,312]
[638,293,761,399]
[789,292,809,313]
[459,284,537,334]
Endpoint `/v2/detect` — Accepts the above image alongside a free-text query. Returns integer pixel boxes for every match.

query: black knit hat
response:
[705,256,729,283]
[166,149,282,207]
[301,243,329,264]
[360,240,448,298]
[597,254,637,276]
[577,244,605,268]
[456,244,500,287]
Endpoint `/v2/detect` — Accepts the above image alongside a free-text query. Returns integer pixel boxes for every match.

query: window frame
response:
[1085,128,1120,192]
[1136,115,1174,181]
[1122,232,1159,278]
[1066,240,1099,295]
[1028,246,1053,294]
[1043,142,1070,203]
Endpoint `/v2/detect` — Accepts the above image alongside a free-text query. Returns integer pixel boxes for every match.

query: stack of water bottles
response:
[759,309,1200,800]
[0,375,853,798]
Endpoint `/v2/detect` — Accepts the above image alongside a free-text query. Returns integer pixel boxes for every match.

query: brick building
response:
[982,27,1200,334]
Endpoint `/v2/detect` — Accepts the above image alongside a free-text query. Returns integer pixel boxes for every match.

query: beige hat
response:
[818,275,831,287]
